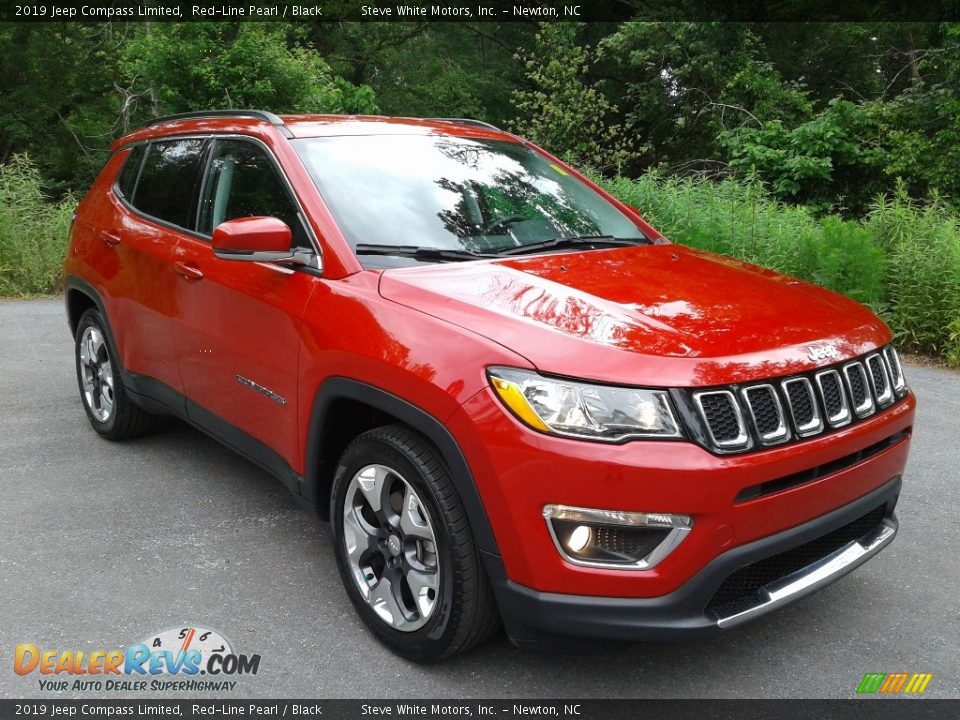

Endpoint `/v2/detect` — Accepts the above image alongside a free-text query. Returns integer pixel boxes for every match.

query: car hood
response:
[377,245,891,387]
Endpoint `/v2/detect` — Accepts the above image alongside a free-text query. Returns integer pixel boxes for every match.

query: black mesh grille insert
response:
[868,356,888,396]
[745,387,781,436]
[592,526,668,557]
[847,365,868,407]
[699,393,741,443]
[706,505,888,616]
[820,373,844,417]
[786,381,815,426]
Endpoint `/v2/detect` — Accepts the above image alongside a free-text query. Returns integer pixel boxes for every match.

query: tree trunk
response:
[904,27,921,86]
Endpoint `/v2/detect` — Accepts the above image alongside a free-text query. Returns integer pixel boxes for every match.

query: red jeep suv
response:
[63,111,914,661]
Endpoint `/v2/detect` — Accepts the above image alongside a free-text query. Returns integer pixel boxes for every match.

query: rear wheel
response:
[74,309,157,440]
[331,425,500,661]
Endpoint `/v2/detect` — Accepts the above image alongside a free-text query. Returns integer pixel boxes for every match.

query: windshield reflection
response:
[293,135,644,261]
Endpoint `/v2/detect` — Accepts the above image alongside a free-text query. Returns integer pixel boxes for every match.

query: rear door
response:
[171,136,318,467]
[101,138,208,401]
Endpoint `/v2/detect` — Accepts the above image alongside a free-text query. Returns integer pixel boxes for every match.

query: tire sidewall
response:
[331,434,459,659]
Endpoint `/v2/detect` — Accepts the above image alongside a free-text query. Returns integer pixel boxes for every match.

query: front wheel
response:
[330,425,500,661]
[74,309,157,440]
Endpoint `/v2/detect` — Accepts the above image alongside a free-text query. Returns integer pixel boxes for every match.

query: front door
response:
[172,137,318,468]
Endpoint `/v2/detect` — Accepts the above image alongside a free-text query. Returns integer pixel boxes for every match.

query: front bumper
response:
[451,387,913,597]
[489,476,900,645]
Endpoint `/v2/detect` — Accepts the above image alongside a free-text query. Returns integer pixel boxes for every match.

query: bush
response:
[0,155,74,296]
[601,173,960,364]
[866,186,960,360]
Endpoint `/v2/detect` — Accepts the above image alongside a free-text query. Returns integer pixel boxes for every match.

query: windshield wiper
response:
[490,235,648,256]
[354,244,494,262]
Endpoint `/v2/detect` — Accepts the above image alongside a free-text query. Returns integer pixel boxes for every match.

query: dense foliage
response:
[1,20,958,363]
[0,156,74,296]
[4,20,960,210]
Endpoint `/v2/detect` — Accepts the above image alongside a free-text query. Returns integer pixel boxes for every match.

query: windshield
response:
[292,135,647,265]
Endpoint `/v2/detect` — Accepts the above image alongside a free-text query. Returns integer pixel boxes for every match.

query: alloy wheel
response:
[79,325,114,422]
[341,463,440,632]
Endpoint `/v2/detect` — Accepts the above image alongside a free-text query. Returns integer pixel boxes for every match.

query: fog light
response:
[544,505,692,570]
[567,525,591,553]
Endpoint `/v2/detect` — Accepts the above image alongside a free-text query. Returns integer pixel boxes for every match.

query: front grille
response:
[743,385,785,441]
[884,346,905,393]
[687,345,906,454]
[820,372,842,416]
[694,391,745,447]
[844,362,874,417]
[867,354,894,407]
[706,505,889,617]
[784,378,820,434]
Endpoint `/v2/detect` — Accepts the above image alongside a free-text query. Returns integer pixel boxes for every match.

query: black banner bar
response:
[0,700,957,720]
[1,0,958,23]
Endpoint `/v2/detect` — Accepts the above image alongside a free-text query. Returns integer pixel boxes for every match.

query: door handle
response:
[100,231,121,247]
[173,261,204,281]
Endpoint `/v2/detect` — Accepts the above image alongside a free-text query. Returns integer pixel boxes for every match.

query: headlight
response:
[487,367,681,441]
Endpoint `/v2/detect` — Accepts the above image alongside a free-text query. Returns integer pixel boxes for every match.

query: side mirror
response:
[212,217,293,263]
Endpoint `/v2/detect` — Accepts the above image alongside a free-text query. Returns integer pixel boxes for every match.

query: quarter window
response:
[131,139,206,229]
[199,140,307,247]
[116,145,145,199]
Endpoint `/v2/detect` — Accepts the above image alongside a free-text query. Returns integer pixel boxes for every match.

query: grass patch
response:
[0,155,74,296]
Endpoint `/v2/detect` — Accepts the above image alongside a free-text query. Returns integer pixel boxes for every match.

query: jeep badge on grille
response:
[807,344,839,361]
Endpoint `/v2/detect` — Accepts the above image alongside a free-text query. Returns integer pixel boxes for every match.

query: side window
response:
[199,139,308,247]
[115,145,145,199]
[131,139,206,230]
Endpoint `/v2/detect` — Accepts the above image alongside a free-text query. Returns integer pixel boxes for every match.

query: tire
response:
[330,424,500,661]
[74,308,158,440]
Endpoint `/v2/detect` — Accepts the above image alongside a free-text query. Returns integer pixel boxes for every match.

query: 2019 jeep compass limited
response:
[63,111,914,661]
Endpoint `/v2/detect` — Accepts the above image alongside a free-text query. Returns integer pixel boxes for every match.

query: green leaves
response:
[0,155,74,296]
[512,24,641,174]
[121,24,378,115]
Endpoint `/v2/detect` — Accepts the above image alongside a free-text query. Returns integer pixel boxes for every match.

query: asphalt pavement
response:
[1,298,958,699]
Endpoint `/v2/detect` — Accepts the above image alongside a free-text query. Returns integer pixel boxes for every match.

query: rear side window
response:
[115,145,145,199]
[131,139,206,230]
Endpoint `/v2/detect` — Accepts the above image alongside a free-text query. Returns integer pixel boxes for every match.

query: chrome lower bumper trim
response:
[715,519,897,628]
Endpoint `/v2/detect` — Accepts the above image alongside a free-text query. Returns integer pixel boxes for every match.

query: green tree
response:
[121,23,377,117]
[512,23,638,173]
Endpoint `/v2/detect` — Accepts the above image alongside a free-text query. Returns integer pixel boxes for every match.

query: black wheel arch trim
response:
[305,377,502,559]
[64,276,113,341]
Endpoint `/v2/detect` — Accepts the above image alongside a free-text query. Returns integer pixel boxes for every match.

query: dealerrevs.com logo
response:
[14,626,261,692]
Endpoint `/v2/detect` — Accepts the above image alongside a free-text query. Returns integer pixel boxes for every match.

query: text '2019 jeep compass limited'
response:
[63,111,914,661]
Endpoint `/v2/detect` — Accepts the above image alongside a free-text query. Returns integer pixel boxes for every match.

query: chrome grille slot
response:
[782,377,823,436]
[742,385,788,444]
[866,353,894,407]
[884,346,906,395]
[843,362,874,418]
[815,369,851,427]
[693,390,749,450]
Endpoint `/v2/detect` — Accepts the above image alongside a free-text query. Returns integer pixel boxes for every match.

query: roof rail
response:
[425,118,502,132]
[143,110,293,138]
